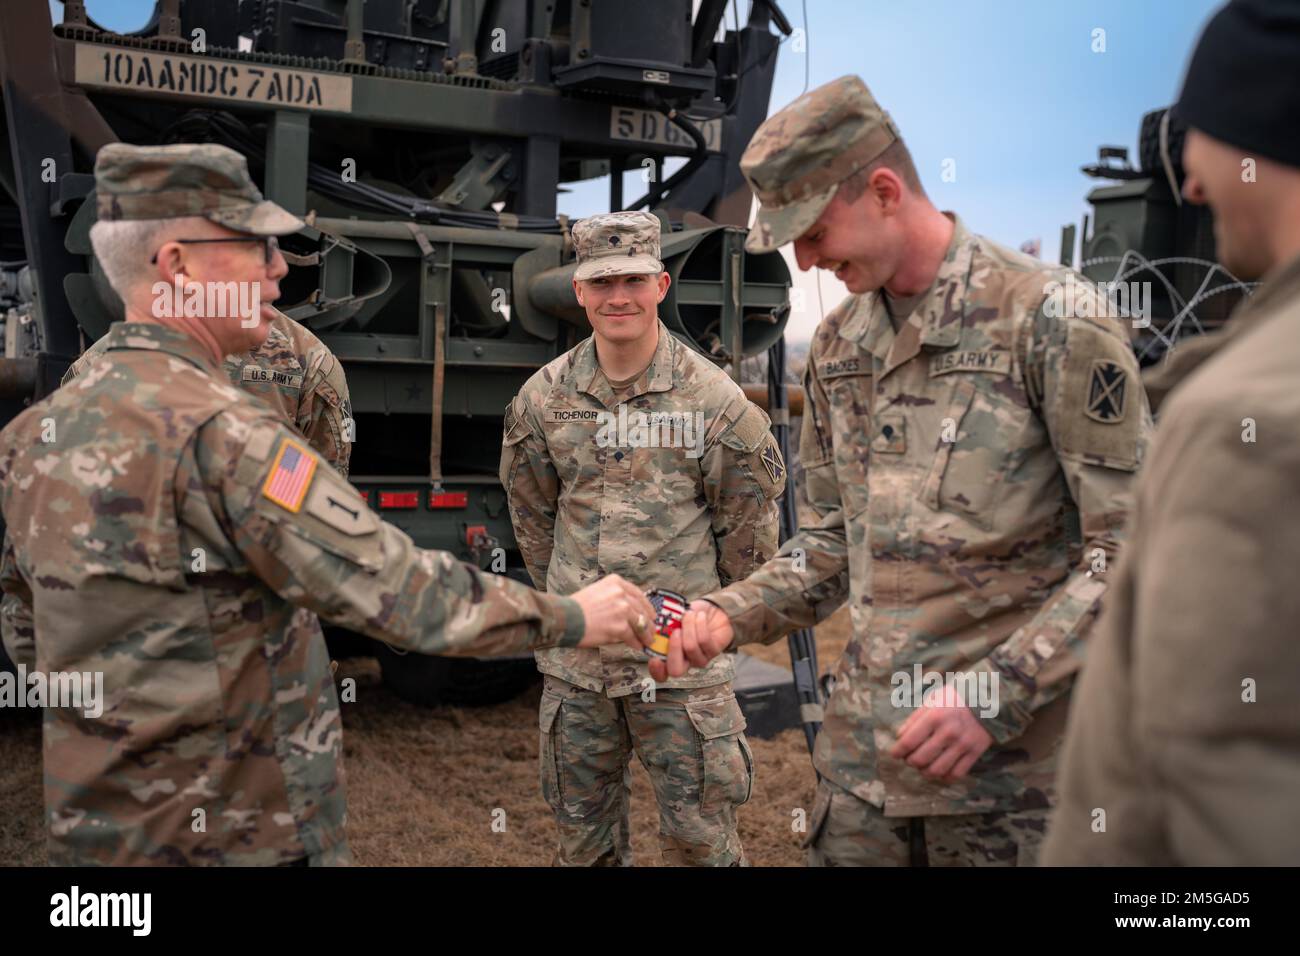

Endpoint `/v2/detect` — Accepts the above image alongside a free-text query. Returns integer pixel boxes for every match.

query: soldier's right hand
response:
[572,575,656,651]
[649,600,734,682]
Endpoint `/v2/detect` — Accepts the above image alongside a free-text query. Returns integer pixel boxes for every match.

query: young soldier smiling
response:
[501,211,786,866]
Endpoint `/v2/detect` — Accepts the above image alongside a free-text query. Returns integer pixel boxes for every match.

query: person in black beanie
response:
[1044,0,1300,865]
[1177,0,1300,281]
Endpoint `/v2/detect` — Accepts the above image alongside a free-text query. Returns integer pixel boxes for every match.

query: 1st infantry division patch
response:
[1086,360,1127,424]
[262,437,318,512]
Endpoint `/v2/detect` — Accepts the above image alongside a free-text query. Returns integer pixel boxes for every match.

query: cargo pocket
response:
[538,690,563,810]
[685,694,753,816]
[799,780,834,850]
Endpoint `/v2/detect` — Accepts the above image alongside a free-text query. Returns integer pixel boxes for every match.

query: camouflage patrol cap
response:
[571,211,664,281]
[741,75,901,253]
[94,142,304,236]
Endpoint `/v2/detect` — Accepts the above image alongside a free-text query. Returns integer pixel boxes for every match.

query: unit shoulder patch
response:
[1085,359,1127,423]
[1054,320,1142,471]
[760,440,785,485]
[304,473,379,536]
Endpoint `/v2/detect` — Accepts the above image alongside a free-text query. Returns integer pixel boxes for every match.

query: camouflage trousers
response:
[804,777,1049,866]
[537,675,753,866]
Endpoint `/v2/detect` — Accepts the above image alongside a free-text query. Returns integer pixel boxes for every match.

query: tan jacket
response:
[1044,251,1300,865]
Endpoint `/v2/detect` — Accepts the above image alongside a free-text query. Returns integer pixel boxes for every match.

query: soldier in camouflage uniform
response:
[500,211,786,866]
[0,143,653,866]
[653,76,1154,866]
[1,306,354,670]
[0,307,354,670]
[65,307,353,476]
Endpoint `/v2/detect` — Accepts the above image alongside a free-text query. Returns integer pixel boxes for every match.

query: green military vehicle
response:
[0,0,821,734]
[1,3,1250,739]
[1061,106,1252,366]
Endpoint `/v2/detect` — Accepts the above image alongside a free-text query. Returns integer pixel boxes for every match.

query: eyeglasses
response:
[150,235,280,265]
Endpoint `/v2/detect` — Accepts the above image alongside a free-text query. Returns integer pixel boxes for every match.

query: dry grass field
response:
[0,609,850,867]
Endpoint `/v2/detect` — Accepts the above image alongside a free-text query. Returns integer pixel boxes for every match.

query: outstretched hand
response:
[573,575,655,651]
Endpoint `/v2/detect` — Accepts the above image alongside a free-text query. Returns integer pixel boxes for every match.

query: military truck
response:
[4,4,1242,737]
[0,0,819,727]
[1061,106,1251,366]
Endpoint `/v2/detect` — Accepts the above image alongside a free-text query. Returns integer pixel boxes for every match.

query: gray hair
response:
[88,216,210,299]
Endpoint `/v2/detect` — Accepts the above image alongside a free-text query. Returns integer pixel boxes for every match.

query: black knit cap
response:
[1175,0,1300,167]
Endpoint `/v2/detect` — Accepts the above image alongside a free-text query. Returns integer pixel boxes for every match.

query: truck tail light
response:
[429,491,468,509]
[378,491,420,509]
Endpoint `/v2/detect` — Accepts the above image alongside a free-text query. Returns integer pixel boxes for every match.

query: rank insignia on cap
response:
[761,442,785,484]
[1085,360,1127,423]
[262,437,318,512]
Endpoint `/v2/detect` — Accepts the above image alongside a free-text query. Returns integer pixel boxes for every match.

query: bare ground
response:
[0,610,849,867]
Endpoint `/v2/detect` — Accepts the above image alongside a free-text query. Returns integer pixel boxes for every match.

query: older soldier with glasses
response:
[65,203,352,481]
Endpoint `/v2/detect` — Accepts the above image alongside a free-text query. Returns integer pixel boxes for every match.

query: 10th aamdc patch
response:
[761,441,785,484]
[262,437,318,512]
[1086,359,1127,424]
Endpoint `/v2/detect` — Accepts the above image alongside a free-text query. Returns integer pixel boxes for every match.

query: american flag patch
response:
[261,437,318,512]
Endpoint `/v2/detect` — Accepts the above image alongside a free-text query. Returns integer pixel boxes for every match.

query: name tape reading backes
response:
[74,43,353,112]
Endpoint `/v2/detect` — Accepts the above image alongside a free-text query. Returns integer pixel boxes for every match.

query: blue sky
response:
[58,0,1225,339]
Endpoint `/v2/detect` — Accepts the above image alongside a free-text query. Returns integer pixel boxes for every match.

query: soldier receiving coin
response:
[652,75,1154,867]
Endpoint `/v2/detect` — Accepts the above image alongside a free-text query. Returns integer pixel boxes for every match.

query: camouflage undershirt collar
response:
[239,317,293,364]
[98,321,225,375]
[575,318,677,407]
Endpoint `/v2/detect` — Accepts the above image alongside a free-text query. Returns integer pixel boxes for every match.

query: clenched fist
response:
[572,575,656,651]
[647,599,734,683]
[889,683,994,782]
